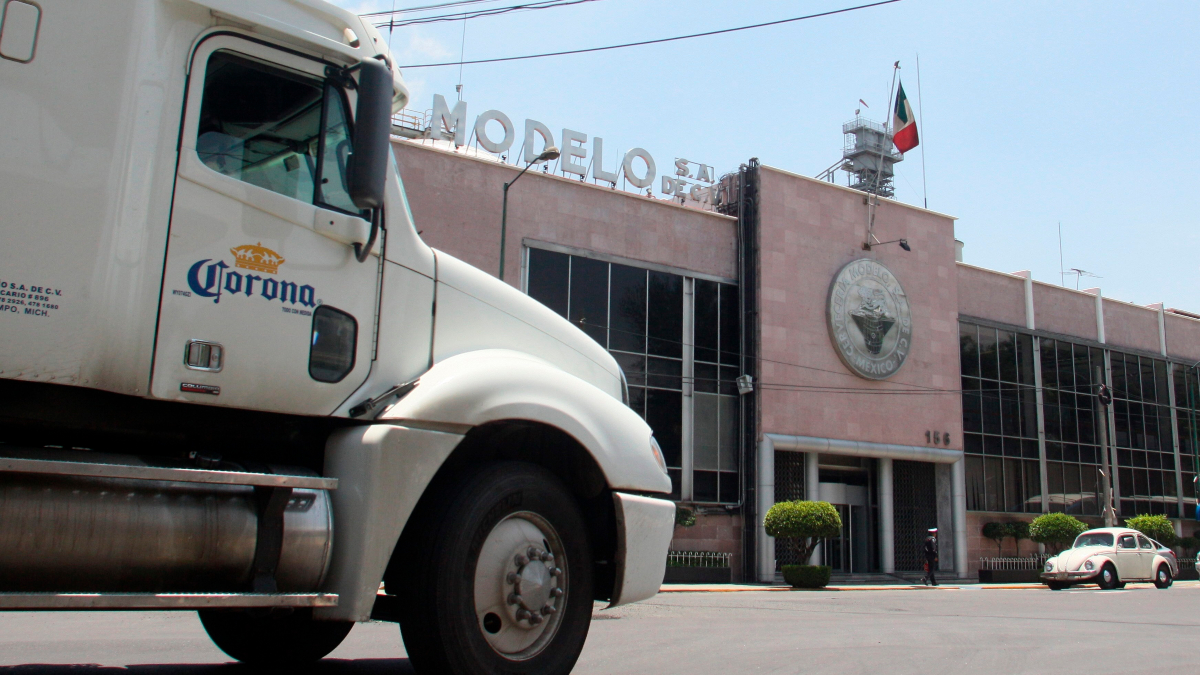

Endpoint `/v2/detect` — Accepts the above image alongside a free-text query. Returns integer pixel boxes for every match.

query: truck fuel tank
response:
[0,449,333,593]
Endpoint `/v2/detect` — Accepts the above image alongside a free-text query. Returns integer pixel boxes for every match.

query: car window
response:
[1074,532,1114,547]
[1118,535,1136,549]
[316,85,359,214]
[1138,535,1154,550]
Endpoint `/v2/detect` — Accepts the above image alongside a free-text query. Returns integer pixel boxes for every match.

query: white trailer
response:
[0,1,675,672]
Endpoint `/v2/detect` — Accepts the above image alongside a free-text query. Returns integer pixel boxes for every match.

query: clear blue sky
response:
[333,0,1199,311]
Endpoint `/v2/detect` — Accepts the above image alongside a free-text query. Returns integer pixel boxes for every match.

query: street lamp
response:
[498,146,560,280]
[862,237,911,252]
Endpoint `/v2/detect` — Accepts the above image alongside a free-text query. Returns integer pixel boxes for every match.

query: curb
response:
[659,579,1200,593]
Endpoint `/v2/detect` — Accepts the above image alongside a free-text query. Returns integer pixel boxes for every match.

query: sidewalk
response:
[660,580,1200,593]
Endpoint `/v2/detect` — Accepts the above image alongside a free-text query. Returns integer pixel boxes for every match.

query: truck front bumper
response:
[609,492,675,607]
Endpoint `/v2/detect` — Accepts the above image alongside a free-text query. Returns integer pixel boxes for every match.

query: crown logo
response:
[230,243,285,274]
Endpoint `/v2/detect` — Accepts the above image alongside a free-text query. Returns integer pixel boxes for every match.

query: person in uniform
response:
[922,528,939,586]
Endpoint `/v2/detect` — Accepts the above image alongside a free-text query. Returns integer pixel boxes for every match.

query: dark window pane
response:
[960,323,980,378]
[1080,465,1099,515]
[646,389,682,467]
[612,351,645,386]
[1114,399,1130,447]
[1117,448,1132,467]
[985,457,1004,512]
[1155,361,1169,404]
[1025,459,1043,513]
[647,357,682,390]
[965,433,983,455]
[719,366,739,397]
[1046,442,1062,461]
[719,396,739,472]
[1141,359,1156,404]
[720,283,740,367]
[981,381,1001,435]
[1063,444,1079,462]
[998,330,1017,383]
[984,435,1002,456]
[1078,404,1095,445]
[309,306,357,383]
[1079,444,1097,464]
[1046,461,1064,512]
[1017,333,1035,385]
[694,279,719,363]
[527,248,569,317]
[719,472,739,503]
[648,271,683,358]
[1063,463,1082,514]
[1071,344,1091,394]
[962,378,982,433]
[1061,399,1079,443]
[1022,439,1040,459]
[1043,392,1061,441]
[1004,457,1023,512]
[1055,342,1073,391]
[1000,383,1020,436]
[979,327,999,381]
[694,362,718,394]
[1134,468,1150,497]
[667,468,682,501]
[1040,338,1056,389]
[627,386,646,418]
[694,470,718,502]
[1089,348,1105,387]
[967,455,986,510]
[608,264,646,353]
[1111,353,1127,401]
[1024,386,1044,439]
[569,256,608,346]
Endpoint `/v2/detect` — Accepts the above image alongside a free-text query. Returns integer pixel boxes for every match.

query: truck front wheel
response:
[198,608,353,665]
[395,462,594,675]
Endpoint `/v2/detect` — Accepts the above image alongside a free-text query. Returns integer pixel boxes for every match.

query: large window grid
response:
[1174,368,1200,515]
[526,247,740,503]
[1110,353,1177,517]
[1039,338,1104,516]
[961,323,1042,513]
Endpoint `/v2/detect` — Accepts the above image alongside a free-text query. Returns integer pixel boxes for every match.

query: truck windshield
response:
[196,50,359,215]
[1073,532,1114,548]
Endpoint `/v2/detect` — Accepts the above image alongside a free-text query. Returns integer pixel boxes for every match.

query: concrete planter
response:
[782,564,832,588]
[978,569,1041,584]
[663,566,731,584]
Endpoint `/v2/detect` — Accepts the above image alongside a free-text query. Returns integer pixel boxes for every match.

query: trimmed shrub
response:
[1177,536,1198,555]
[1125,514,1176,547]
[1029,513,1087,554]
[764,501,842,564]
[1006,521,1031,556]
[782,564,832,589]
[982,522,1006,555]
[675,504,696,528]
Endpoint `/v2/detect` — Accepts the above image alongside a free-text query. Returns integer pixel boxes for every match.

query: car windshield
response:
[1074,532,1114,548]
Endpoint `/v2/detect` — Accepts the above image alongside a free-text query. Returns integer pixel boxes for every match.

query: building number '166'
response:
[926,430,951,446]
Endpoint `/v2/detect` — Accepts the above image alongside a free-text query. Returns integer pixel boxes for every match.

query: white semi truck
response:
[0,1,676,672]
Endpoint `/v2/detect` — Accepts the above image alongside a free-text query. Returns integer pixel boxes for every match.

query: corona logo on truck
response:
[186,243,316,307]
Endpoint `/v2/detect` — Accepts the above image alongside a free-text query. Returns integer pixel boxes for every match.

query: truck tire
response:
[198,609,353,665]
[394,461,594,675]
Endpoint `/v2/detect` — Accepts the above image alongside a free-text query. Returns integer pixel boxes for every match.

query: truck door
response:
[152,37,380,414]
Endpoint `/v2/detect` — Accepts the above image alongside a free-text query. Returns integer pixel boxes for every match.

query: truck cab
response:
[0,1,674,672]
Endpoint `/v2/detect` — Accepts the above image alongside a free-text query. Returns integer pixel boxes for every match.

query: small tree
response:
[763,501,842,564]
[1006,521,1031,556]
[1177,536,1198,557]
[982,522,1006,555]
[1029,513,1088,554]
[1125,514,1176,547]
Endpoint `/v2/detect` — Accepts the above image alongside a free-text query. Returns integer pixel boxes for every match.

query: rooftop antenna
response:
[1058,221,1065,287]
[455,17,467,101]
[1066,268,1100,291]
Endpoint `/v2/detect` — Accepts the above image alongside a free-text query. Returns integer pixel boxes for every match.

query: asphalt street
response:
[1,583,1198,674]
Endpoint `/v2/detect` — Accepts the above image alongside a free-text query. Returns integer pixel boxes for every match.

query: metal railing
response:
[978,554,1050,571]
[666,551,732,568]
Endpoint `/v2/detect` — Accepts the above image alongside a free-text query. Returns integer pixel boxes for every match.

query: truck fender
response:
[379,349,672,495]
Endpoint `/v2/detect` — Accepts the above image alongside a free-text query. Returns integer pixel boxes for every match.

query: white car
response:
[1042,527,1178,590]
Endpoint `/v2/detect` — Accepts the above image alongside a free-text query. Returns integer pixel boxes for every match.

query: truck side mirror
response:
[346,58,393,211]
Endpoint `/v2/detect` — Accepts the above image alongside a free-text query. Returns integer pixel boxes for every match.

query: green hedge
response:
[1028,513,1087,554]
[1125,514,1176,546]
[781,565,832,589]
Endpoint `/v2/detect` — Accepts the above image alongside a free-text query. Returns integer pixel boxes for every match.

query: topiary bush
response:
[1177,536,1198,556]
[781,564,832,589]
[764,500,842,563]
[1125,514,1176,547]
[1006,521,1031,556]
[1029,513,1088,554]
[674,504,696,528]
[982,522,1006,555]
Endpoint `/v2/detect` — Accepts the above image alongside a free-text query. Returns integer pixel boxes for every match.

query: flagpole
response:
[866,62,900,248]
[916,53,928,210]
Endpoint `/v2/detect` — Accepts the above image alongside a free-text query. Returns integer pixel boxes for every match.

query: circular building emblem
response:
[827,259,912,380]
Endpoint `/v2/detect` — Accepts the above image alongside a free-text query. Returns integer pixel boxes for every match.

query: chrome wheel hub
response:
[473,512,567,659]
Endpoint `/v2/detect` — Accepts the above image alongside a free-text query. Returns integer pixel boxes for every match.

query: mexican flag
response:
[892,81,919,153]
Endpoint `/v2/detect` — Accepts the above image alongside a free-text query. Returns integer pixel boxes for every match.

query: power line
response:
[373,0,601,29]
[361,0,503,18]
[395,0,902,68]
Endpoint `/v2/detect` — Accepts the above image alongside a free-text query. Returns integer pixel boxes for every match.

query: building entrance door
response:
[819,482,870,573]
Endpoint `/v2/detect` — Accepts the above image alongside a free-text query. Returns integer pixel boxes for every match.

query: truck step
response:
[0,592,338,610]
[0,448,336,490]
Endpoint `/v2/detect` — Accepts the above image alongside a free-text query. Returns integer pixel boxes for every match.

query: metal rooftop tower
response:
[817,116,903,198]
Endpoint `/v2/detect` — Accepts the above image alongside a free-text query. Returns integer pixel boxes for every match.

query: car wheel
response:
[1096,563,1119,590]
[1154,564,1173,589]
[393,461,594,675]
[1046,582,1068,591]
[198,609,353,665]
